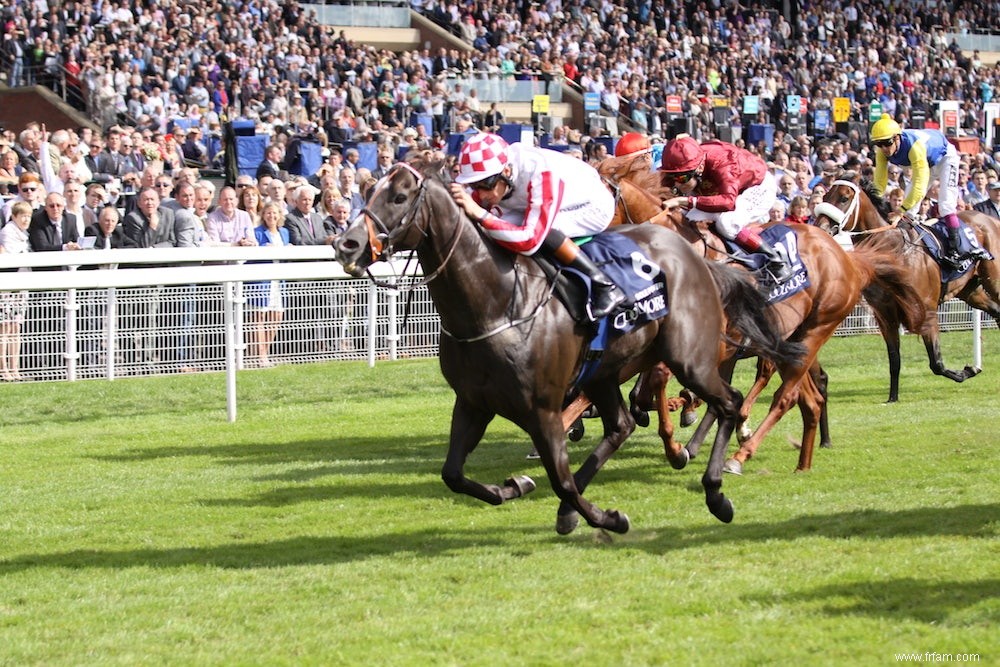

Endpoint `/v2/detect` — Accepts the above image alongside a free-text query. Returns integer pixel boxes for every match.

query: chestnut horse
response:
[608,173,926,473]
[814,179,1000,402]
[335,157,802,534]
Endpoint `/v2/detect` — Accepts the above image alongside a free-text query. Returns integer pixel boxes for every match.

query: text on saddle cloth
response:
[574,233,669,334]
[720,224,811,304]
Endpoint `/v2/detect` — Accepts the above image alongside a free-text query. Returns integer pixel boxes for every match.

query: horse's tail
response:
[849,245,932,335]
[704,261,807,367]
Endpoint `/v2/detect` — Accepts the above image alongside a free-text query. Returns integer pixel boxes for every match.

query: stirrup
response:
[764,261,793,283]
[588,285,626,320]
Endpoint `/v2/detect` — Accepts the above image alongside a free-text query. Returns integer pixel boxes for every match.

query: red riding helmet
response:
[614,132,652,158]
[659,135,705,173]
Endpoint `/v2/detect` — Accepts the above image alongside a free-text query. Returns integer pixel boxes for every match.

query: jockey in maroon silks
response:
[660,135,793,282]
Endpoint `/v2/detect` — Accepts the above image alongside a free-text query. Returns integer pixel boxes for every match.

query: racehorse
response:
[608,173,927,473]
[814,179,1000,402]
[334,155,802,534]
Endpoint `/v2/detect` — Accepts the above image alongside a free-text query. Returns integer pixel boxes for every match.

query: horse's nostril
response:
[341,239,359,251]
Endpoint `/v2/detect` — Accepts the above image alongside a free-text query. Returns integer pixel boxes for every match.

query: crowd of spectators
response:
[2,0,1000,378]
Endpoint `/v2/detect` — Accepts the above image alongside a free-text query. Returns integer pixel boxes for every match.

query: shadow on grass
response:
[1,503,995,575]
[752,577,1000,625]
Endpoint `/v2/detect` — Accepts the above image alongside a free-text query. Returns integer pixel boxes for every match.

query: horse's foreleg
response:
[685,356,736,459]
[556,383,635,534]
[724,372,803,475]
[441,399,533,505]
[737,357,775,443]
[875,314,903,403]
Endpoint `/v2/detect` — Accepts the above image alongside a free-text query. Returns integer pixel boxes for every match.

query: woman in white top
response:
[0,201,32,381]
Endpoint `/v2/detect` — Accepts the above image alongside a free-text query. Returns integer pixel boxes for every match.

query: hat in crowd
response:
[988,182,1000,191]
[821,160,838,175]
[403,127,418,138]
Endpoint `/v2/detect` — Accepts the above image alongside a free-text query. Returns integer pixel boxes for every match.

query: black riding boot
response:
[567,250,627,319]
[945,225,965,268]
[757,239,794,282]
[544,231,626,320]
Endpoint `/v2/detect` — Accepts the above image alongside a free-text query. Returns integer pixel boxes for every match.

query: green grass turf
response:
[0,331,997,666]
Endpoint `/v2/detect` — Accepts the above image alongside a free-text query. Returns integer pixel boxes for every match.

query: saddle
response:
[910,218,993,283]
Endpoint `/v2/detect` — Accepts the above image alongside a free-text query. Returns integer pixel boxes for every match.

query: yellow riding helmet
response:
[870,113,901,142]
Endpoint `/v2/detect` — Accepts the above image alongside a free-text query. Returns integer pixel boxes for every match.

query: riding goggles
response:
[662,170,698,187]
[872,138,895,148]
[469,173,505,191]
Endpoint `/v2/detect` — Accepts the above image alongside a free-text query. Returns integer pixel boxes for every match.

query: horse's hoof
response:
[723,459,743,475]
[556,511,580,535]
[707,495,734,523]
[680,410,698,428]
[610,511,631,534]
[631,407,650,428]
[582,405,599,419]
[666,446,690,470]
[966,366,982,378]
[504,475,536,498]
[567,418,585,442]
[736,423,753,444]
[819,441,832,449]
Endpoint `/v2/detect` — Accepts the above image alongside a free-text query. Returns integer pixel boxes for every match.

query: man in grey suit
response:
[973,182,1000,219]
[124,188,181,248]
[285,184,334,245]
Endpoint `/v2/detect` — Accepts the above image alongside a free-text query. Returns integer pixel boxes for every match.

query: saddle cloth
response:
[720,224,811,304]
[913,219,993,283]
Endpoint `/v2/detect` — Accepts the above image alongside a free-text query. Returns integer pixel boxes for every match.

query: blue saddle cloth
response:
[566,233,669,388]
[913,220,992,283]
[570,233,669,333]
[720,224,811,304]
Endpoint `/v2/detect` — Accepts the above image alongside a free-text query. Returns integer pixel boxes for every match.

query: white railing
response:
[0,247,992,419]
[0,246,437,421]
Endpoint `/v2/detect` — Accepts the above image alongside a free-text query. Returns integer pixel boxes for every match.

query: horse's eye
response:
[393,194,407,205]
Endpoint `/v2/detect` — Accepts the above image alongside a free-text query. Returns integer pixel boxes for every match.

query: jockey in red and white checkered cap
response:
[449,132,625,320]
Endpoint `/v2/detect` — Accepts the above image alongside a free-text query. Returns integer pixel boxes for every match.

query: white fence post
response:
[223,280,238,423]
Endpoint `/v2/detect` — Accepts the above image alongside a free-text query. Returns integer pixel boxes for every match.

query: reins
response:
[360,161,556,343]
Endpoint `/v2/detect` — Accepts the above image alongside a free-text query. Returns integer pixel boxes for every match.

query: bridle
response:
[358,162,465,289]
[813,179,898,237]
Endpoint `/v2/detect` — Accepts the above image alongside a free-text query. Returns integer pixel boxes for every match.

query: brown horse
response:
[814,179,1000,402]
[335,157,802,534]
[609,173,926,473]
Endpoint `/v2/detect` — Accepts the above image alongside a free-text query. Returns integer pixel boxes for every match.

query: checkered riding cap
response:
[455,132,509,184]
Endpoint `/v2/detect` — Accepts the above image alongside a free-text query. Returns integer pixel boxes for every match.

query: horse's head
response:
[813,179,892,237]
[335,161,434,277]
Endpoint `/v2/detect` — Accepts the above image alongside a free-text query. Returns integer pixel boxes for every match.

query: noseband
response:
[813,179,861,235]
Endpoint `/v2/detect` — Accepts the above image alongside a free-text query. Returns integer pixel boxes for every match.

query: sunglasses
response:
[872,138,895,148]
[20,186,38,192]
[662,171,698,186]
[469,173,504,191]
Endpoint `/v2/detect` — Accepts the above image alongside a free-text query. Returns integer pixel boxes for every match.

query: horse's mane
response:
[404,150,452,184]
[857,178,893,221]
